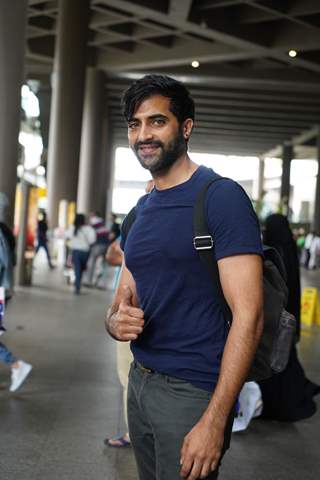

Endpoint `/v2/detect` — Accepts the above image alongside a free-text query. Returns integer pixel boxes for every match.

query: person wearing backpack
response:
[105,75,264,480]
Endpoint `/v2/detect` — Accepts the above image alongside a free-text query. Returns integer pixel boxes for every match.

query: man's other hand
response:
[179,416,224,479]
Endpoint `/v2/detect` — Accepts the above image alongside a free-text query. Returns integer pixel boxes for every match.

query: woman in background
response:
[67,214,96,294]
[259,214,319,421]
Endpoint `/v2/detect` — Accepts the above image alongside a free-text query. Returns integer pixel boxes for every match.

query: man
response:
[105,75,264,480]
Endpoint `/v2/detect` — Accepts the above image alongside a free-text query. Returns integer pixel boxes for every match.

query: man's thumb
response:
[122,284,133,305]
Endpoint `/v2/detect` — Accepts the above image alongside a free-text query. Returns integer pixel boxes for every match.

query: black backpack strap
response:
[193,177,232,327]
[121,206,137,239]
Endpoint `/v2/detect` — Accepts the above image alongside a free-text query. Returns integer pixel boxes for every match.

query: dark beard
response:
[133,128,186,175]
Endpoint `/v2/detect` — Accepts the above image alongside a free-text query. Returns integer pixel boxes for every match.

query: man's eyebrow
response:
[128,113,168,122]
[149,114,168,120]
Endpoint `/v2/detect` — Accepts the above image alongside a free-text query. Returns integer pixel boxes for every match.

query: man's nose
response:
[138,123,153,142]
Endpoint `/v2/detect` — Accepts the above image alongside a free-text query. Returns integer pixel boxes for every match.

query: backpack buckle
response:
[193,235,213,250]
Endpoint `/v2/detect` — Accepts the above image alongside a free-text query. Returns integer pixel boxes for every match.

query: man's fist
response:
[107,285,144,341]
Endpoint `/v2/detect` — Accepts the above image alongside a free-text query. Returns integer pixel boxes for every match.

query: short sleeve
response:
[206,179,263,260]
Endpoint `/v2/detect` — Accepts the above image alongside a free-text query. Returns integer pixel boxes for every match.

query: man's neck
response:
[152,154,198,190]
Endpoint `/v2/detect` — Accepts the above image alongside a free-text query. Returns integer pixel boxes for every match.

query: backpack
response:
[121,176,296,382]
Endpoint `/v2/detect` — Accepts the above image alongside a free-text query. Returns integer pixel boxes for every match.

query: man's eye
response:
[153,118,165,126]
[128,122,138,129]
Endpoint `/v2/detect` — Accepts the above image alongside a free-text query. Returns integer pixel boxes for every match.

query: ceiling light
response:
[288,50,297,58]
[191,60,200,68]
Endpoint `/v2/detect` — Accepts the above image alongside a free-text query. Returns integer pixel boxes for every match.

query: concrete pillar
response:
[37,85,51,152]
[312,130,320,233]
[77,68,105,215]
[253,158,265,201]
[47,0,90,226]
[16,181,31,286]
[0,0,28,227]
[105,144,116,223]
[97,115,112,218]
[280,143,293,216]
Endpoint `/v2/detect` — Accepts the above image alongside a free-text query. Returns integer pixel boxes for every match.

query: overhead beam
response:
[262,125,320,158]
[169,0,193,22]
[97,39,256,71]
[94,0,320,73]
[291,125,320,146]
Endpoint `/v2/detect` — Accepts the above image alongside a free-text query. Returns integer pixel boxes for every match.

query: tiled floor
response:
[0,256,319,479]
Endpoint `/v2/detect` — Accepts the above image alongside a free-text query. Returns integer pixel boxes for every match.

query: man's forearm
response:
[204,310,263,428]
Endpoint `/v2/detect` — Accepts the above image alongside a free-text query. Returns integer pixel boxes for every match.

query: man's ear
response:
[183,118,194,140]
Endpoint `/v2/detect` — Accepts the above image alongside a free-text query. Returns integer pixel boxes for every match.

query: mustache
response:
[134,140,163,149]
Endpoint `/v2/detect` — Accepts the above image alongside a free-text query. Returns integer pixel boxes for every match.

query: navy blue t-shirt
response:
[121,166,263,391]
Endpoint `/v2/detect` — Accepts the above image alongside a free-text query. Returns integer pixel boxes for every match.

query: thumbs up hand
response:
[121,284,134,306]
[108,284,145,341]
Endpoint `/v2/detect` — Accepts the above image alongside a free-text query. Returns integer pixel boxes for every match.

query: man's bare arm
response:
[180,254,263,479]
[105,257,144,341]
[205,253,263,426]
[105,240,123,266]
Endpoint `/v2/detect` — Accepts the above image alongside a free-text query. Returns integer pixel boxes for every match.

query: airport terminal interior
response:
[1,1,320,479]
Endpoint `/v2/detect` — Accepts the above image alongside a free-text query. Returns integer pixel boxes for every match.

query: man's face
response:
[127,95,188,175]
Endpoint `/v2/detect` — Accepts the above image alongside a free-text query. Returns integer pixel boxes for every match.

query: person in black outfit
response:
[259,214,320,421]
[35,211,54,269]
[108,213,120,243]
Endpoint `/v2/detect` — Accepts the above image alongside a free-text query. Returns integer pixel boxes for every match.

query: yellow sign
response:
[316,299,320,327]
[301,287,319,327]
[68,202,76,226]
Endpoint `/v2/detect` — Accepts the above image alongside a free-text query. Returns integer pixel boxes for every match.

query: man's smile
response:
[139,145,159,155]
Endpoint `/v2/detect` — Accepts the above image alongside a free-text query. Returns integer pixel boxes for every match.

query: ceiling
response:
[26,0,320,157]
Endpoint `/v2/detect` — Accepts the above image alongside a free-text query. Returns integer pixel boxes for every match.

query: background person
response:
[0,195,32,392]
[308,232,320,270]
[108,213,120,243]
[84,212,109,287]
[34,211,54,269]
[0,339,32,392]
[258,214,320,421]
[66,214,96,294]
[303,230,315,268]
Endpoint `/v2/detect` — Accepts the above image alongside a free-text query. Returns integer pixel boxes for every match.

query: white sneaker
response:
[10,361,32,392]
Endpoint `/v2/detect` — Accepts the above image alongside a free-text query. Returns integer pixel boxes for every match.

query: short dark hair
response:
[122,75,195,125]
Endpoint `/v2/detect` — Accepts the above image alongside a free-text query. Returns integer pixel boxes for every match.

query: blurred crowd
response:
[293,228,320,270]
